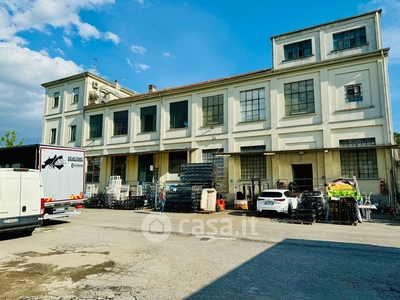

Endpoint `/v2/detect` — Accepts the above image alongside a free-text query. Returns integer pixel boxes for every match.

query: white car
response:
[257,189,298,216]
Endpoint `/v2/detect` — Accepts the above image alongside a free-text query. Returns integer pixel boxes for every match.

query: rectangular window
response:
[240,88,265,122]
[141,106,156,132]
[333,27,367,50]
[70,125,77,142]
[89,114,103,138]
[53,92,59,108]
[284,39,312,60]
[168,151,187,174]
[240,146,266,179]
[340,149,378,178]
[284,79,315,116]
[339,138,375,148]
[50,128,56,144]
[202,94,224,126]
[170,100,188,129]
[113,110,128,135]
[345,84,363,102]
[72,87,79,103]
[112,156,126,182]
[86,157,101,183]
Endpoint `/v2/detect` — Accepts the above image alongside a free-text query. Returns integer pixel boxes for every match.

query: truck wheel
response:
[215,204,221,212]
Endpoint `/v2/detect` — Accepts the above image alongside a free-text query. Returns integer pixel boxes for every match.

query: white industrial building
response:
[41,10,397,207]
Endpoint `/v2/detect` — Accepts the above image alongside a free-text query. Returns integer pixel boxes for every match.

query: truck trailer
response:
[0,144,85,220]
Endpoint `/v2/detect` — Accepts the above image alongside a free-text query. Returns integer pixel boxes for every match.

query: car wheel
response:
[287,205,292,217]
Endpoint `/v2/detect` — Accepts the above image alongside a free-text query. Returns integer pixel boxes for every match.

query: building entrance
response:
[138,154,154,183]
[292,164,313,192]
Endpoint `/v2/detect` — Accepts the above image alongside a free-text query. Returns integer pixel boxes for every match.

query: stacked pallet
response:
[180,163,216,188]
[328,197,358,225]
[292,191,324,224]
[164,185,202,213]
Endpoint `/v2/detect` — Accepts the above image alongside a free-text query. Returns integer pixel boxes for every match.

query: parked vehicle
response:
[257,189,299,216]
[234,191,248,210]
[0,144,85,220]
[0,168,43,235]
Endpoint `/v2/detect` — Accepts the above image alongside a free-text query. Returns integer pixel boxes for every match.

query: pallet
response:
[330,220,358,226]
[198,210,214,214]
[292,220,316,225]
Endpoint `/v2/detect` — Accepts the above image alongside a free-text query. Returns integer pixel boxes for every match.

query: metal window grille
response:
[333,27,367,50]
[284,79,315,116]
[284,39,312,60]
[340,149,378,178]
[345,84,363,102]
[240,88,265,122]
[202,94,224,126]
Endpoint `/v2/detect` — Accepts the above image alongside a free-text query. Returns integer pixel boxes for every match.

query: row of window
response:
[85,144,378,184]
[284,27,367,61]
[52,87,80,108]
[81,80,362,140]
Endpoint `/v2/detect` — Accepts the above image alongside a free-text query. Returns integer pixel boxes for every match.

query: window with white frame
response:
[50,128,56,144]
[113,110,128,135]
[170,100,188,129]
[240,146,266,179]
[89,114,103,138]
[70,125,77,142]
[240,88,265,122]
[202,94,223,126]
[53,92,60,107]
[284,79,315,116]
[141,106,156,132]
[345,84,363,102]
[333,27,367,51]
[284,39,312,60]
[72,87,79,103]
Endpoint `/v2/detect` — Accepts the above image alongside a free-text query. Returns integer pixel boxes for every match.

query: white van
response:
[0,168,43,236]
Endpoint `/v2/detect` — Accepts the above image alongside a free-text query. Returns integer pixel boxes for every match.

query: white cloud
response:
[0,42,83,143]
[104,31,120,44]
[135,63,150,73]
[126,57,133,68]
[131,45,146,55]
[134,0,144,4]
[0,0,120,45]
[63,36,72,48]
[163,52,177,59]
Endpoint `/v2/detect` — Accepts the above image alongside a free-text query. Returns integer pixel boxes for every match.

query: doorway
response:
[292,164,313,192]
[138,154,154,183]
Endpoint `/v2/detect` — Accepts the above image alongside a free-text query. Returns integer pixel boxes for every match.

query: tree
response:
[0,130,24,147]
[395,132,400,145]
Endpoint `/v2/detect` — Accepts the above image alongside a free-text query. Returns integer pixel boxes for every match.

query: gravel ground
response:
[0,208,399,300]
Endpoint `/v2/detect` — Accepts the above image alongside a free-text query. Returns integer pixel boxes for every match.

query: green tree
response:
[0,130,24,147]
[395,132,400,145]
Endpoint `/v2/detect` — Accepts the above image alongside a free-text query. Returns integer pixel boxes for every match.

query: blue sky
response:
[0,0,399,145]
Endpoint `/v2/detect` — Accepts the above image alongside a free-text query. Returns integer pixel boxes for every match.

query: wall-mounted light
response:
[298,151,305,155]
[324,150,329,153]
[264,152,275,156]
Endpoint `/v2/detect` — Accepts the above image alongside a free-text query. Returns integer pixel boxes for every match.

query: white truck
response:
[0,144,85,220]
[0,168,43,235]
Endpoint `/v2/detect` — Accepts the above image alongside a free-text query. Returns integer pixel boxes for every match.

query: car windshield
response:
[259,191,283,198]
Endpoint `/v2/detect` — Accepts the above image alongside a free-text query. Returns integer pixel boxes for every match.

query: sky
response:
[0,0,399,145]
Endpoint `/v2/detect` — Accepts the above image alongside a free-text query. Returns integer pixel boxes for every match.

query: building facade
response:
[42,10,397,206]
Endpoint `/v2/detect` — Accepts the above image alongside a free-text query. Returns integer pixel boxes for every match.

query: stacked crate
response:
[164,185,202,213]
[180,163,216,188]
[328,197,358,224]
[292,191,324,223]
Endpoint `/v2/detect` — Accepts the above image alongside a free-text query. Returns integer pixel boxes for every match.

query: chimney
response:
[148,84,156,92]
[115,79,120,92]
